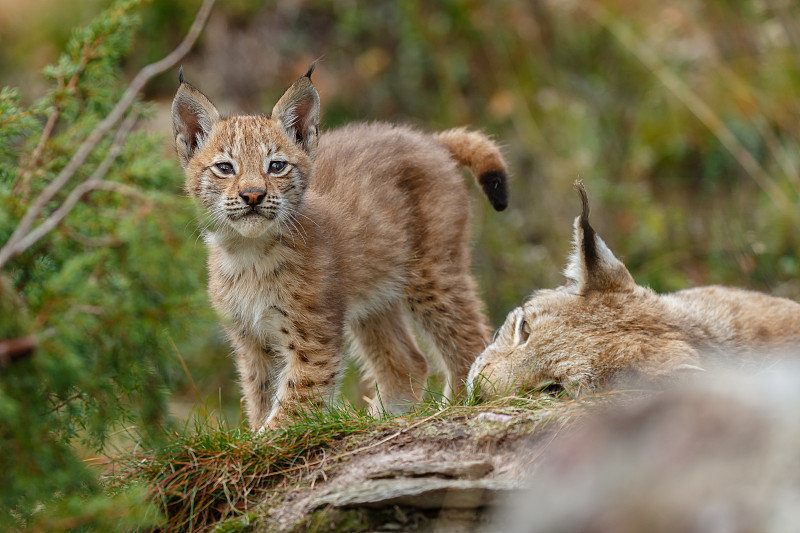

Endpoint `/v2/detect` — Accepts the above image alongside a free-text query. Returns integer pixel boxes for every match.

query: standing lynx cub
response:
[172,67,508,429]
[469,182,800,399]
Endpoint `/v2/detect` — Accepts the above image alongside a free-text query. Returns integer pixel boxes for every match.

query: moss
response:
[211,511,259,533]
[285,506,432,533]
[281,507,369,533]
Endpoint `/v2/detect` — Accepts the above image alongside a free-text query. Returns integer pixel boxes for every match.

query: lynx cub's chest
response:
[208,233,293,342]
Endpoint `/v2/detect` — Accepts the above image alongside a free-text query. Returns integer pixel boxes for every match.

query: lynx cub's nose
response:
[239,188,266,206]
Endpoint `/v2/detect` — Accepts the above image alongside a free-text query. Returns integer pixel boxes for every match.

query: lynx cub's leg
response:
[228,329,281,425]
[408,273,492,399]
[262,359,341,430]
[261,316,345,430]
[348,303,429,415]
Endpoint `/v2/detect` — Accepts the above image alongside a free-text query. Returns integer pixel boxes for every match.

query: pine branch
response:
[0,0,215,271]
[50,390,85,413]
[15,38,107,199]
[7,111,141,257]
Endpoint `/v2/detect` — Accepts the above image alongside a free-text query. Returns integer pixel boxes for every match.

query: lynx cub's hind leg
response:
[408,272,492,400]
[348,303,429,415]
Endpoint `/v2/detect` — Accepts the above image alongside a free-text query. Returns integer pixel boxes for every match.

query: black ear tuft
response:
[304,62,316,79]
[178,66,185,85]
[479,170,509,211]
[573,180,598,272]
[574,180,590,219]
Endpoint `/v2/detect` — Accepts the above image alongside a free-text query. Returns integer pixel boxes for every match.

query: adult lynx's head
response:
[468,182,706,399]
[469,181,800,400]
[171,66,320,239]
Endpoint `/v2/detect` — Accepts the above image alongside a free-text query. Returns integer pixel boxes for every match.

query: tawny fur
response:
[172,69,508,429]
[468,182,800,399]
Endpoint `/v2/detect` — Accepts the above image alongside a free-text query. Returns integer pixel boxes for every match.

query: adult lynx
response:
[469,182,800,399]
[172,67,508,429]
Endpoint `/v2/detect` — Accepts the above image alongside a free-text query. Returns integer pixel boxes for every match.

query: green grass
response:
[114,403,382,532]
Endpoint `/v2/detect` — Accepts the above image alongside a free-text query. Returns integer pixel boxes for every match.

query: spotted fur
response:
[172,69,509,429]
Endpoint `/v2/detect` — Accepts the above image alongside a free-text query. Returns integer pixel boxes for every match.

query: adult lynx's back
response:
[172,67,508,429]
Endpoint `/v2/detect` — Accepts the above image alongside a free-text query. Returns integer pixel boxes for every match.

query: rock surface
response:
[257,406,565,532]
[311,478,520,511]
[366,460,494,481]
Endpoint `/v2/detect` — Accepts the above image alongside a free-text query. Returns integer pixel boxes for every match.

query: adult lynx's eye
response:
[517,318,530,344]
[215,162,234,175]
[269,161,287,174]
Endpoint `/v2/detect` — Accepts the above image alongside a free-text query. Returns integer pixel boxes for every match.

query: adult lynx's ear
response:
[171,69,220,169]
[564,181,636,294]
[271,64,320,156]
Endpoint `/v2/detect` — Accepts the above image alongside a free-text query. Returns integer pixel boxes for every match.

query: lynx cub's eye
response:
[269,161,287,174]
[215,162,234,175]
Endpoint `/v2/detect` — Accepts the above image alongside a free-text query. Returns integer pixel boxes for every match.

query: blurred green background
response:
[4,0,800,417]
[3,2,800,524]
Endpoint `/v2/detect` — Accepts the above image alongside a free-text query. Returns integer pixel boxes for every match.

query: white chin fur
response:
[230,216,272,239]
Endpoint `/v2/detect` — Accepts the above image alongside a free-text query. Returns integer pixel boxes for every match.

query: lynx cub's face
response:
[172,69,319,239]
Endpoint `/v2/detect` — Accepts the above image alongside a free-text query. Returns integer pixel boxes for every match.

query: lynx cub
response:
[172,67,509,429]
[468,182,800,399]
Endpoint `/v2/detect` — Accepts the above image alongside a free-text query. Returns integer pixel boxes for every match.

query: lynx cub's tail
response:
[435,128,509,211]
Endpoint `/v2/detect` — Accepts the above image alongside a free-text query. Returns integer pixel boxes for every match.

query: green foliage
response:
[0,0,215,529]
[0,88,37,172]
[19,489,161,533]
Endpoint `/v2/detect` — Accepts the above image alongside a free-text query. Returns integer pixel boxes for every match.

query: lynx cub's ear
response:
[564,181,636,294]
[171,70,221,169]
[271,64,320,156]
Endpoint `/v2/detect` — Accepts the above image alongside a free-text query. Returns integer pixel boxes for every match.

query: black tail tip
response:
[480,170,509,211]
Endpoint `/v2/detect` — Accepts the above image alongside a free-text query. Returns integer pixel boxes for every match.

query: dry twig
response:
[9,111,141,256]
[15,38,105,198]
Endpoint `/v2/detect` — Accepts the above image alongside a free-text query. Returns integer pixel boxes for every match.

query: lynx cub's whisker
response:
[172,67,509,429]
